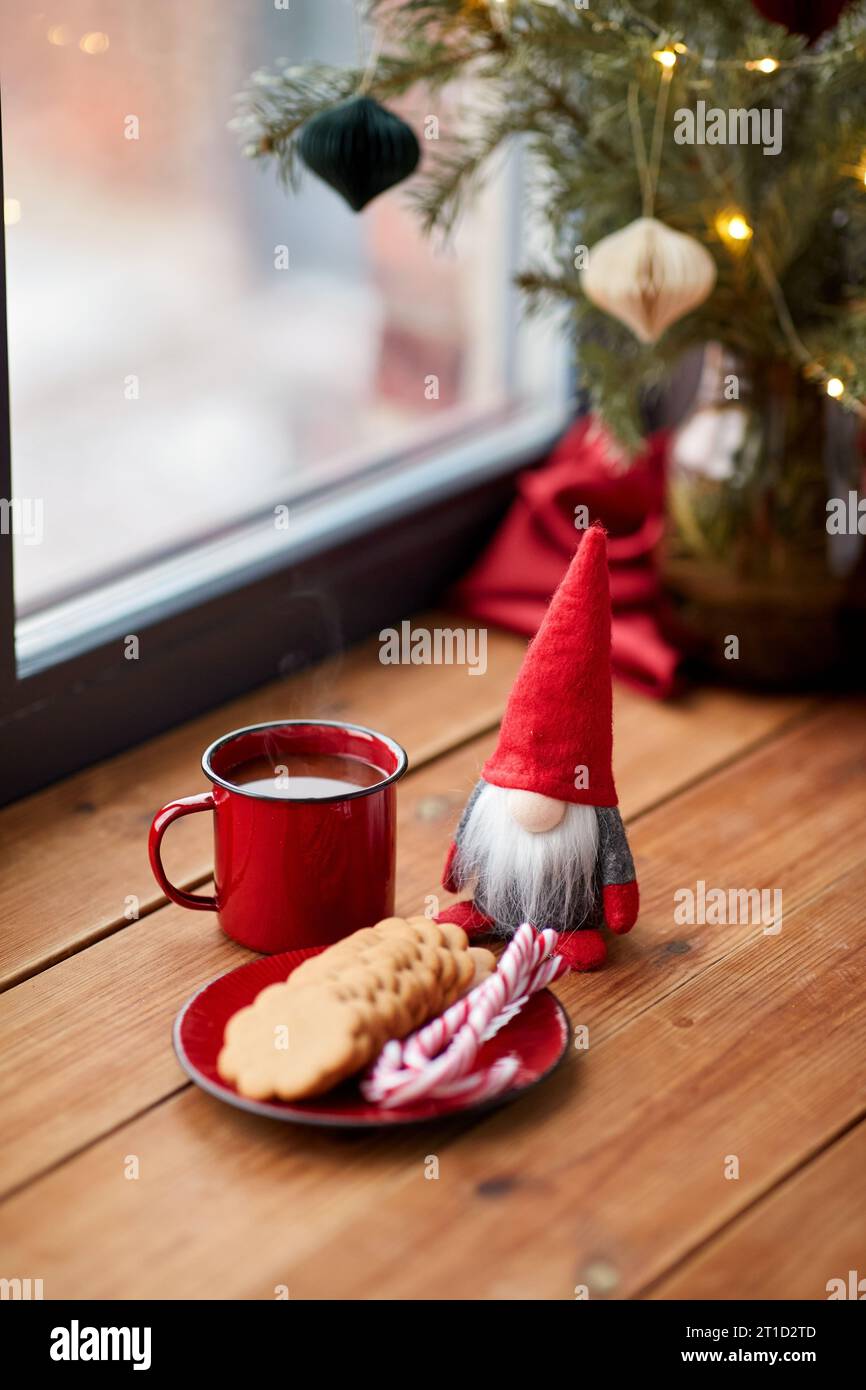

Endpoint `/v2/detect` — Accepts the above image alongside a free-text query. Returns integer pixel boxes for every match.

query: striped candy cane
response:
[362,924,567,1108]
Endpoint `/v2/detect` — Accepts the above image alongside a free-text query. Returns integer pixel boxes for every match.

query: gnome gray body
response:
[447,778,635,937]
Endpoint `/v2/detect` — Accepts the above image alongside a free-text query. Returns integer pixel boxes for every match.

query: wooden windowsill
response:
[0,613,863,1299]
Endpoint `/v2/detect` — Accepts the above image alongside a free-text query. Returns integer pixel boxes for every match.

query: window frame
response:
[0,88,570,806]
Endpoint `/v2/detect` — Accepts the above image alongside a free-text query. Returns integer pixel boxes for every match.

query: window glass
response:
[2,0,554,617]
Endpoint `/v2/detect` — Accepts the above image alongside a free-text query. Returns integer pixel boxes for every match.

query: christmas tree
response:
[233,1,866,449]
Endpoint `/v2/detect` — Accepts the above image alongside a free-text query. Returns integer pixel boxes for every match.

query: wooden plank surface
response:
[0,615,526,989]
[0,617,810,991]
[0,738,484,1198]
[650,1121,866,1300]
[2,860,862,1300]
[0,684,809,1195]
[0,596,856,1304]
[1,699,861,1297]
[315,862,864,1301]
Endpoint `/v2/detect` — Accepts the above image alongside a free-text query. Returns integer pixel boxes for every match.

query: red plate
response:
[174,946,570,1127]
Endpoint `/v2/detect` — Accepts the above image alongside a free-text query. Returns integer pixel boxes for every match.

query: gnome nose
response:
[506,790,566,834]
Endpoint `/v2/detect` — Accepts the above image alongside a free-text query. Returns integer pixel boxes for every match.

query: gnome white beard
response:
[455,782,599,934]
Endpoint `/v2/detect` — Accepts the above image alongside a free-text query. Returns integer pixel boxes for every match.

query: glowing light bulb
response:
[716,211,754,248]
[826,377,845,399]
[653,49,677,68]
[80,31,109,55]
[47,24,70,46]
[727,216,752,240]
[747,57,779,73]
[4,198,21,227]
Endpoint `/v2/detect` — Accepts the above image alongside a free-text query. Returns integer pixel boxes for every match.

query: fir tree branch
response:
[231,0,866,440]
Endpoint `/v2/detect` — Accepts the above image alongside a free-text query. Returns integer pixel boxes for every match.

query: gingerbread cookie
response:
[217,915,496,1101]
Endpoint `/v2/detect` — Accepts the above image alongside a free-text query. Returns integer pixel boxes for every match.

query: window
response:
[1,0,568,800]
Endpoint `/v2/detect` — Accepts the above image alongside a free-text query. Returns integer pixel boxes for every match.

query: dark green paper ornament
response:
[298,95,421,212]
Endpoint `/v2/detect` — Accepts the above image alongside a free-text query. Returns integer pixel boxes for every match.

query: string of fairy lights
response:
[646,43,866,416]
[480,1,866,416]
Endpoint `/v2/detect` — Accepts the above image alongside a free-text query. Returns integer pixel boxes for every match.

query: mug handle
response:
[148,792,218,911]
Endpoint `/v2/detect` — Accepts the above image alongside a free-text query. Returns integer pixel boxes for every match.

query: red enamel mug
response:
[148,720,408,953]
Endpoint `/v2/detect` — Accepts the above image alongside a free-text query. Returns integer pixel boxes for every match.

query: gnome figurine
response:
[437,525,638,971]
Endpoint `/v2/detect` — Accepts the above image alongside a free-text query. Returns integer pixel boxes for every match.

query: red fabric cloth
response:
[481,523,619,806]
[452,418,681,699]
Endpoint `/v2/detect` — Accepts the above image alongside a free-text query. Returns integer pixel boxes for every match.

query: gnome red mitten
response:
[437,525,639,970]
[603,880,640,934]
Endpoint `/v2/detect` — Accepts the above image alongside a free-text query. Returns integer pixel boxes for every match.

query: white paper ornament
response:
[581,216,717,344]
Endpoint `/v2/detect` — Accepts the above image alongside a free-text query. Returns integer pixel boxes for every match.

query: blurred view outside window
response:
[1,0,558,619]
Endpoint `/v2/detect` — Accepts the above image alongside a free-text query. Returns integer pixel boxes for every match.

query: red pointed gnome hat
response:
[482,523,617,806]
